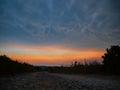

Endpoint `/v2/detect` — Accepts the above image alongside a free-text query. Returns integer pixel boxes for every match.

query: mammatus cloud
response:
[0,0,120,50]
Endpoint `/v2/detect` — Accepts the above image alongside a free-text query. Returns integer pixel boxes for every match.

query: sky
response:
[0,0,120,66]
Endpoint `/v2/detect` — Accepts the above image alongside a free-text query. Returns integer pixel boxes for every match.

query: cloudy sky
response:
[0,0,120,65]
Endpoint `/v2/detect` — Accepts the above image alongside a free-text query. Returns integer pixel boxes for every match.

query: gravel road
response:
[0,72,120,90]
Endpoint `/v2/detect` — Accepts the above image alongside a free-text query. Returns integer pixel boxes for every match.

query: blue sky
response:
[0,0,120,65]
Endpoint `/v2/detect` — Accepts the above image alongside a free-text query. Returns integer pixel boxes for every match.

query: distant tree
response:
[102,45,120,74]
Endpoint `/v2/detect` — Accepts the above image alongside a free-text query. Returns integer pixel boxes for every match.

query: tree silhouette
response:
[102,45,120,74]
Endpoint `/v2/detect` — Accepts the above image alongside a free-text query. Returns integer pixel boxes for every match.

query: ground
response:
[0,72,120,90]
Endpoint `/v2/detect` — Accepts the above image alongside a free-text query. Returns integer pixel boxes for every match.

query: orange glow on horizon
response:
[0,44,104,65]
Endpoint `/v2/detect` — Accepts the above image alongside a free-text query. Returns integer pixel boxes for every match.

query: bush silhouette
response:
[49,61,103,74]
[0,55,36,75]
[102,45,120,74]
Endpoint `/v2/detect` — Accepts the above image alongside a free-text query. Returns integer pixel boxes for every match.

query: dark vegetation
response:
[0,55,37,76]
[49,45,120,75]
[48,61,103,74]
[102,45,120,74]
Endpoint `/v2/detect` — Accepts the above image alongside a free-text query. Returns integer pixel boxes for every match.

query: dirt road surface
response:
[0,72,120,90]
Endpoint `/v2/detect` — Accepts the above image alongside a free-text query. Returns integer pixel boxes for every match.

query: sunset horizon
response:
[0,44,110,66]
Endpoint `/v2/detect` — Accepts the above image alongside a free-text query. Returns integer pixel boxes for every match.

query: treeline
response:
[49,45,120,75]
[0,55,37,76]
[48,61,103,74]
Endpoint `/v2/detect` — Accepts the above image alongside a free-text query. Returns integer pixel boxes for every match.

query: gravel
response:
[0,72,120,90]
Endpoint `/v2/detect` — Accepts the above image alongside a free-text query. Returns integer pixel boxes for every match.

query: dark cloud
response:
[0,0,120,50]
